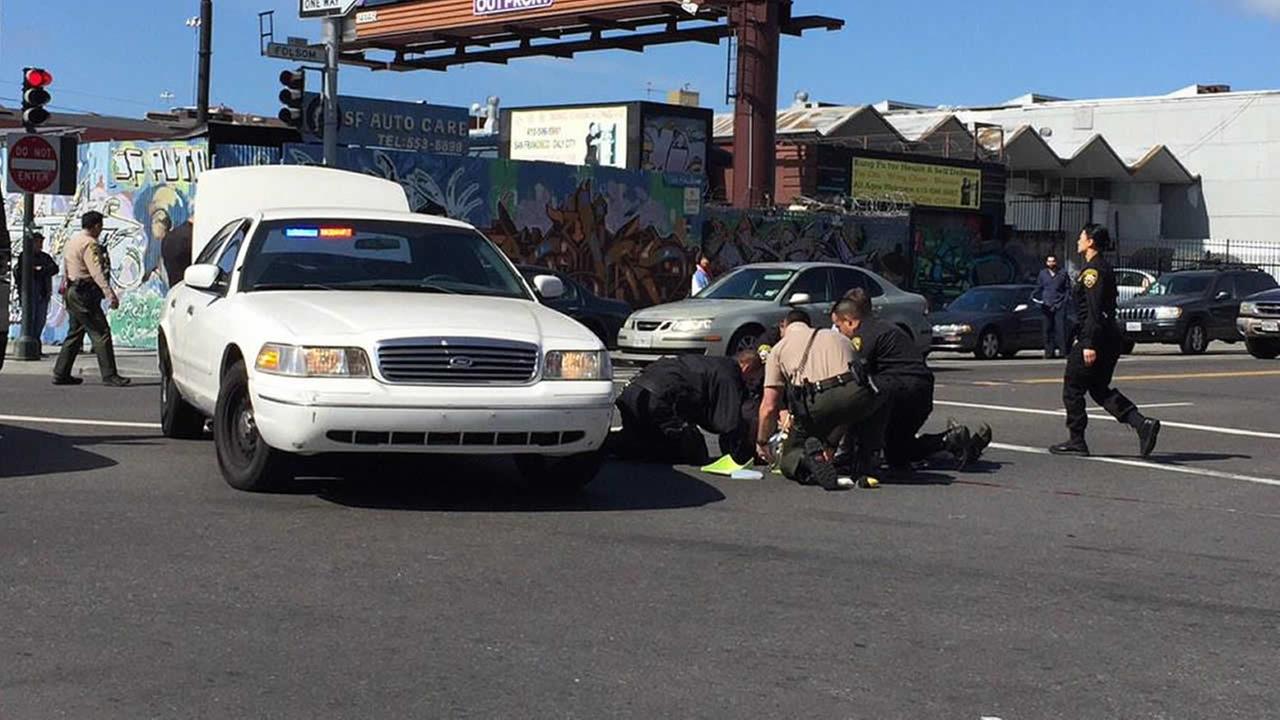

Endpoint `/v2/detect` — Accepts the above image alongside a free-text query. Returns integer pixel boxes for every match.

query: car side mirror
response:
[533,274,565,300]
[1014,303,1030,313]
[786,292,811,306]
[1215,290,1231,301]
[183,263,221,291]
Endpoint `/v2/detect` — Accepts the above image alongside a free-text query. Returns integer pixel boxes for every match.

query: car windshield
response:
[698,268,796,301]
[1143,275,1211,297]
[240,219,530,299]
[948,288,1021,313]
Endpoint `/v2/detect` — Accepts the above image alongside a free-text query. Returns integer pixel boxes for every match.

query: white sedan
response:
[160,167,613,493]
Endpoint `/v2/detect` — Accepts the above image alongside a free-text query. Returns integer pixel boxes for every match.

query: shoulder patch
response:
[757,344,773,361]
[1082,268,1099,289]
[852,336,863,352]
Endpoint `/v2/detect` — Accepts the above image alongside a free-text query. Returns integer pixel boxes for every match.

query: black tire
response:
[213,358,294,492]
[1180,322,1208,355]
[515,451,603,494]
[728,325,764,356]
[1246,338,1280,360]
[159,343,205,440]
[974,328,1001,360]
[1000,347,1019,359]
[1121,338,1137,355]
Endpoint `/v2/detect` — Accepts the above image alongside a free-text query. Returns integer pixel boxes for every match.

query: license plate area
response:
[1262,321,1280,333]
[1125,322,1142,332]
[631,333,653,348]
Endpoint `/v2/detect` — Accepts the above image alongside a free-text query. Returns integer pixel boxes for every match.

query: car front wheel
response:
[515,451,603,494]
[1180,322,1208,355]
[974,328,1001,360]
[214,359,294,492]
[1246,338,1280,360]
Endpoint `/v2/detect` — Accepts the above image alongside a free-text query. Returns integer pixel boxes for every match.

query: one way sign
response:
[300,0,360,18]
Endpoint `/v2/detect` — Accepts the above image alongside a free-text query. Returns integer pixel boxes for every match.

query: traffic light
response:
[21,67,53,129]
[278,68,305,127]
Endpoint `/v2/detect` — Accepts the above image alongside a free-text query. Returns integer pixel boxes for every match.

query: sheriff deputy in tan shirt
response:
[52,211,130,386]
[757,309,884,489]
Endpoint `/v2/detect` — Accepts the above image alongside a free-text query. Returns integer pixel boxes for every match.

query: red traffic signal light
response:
[24,67,53,88]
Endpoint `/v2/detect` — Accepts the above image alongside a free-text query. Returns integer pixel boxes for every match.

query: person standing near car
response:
[52,212,130,387]
[1050,225,1158,458]
[1033,254,1070,358]
[690,253,714,297]
[15,233,58,349]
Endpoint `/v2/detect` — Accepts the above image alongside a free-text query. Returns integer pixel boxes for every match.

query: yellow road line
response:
[1015,369,1280,385]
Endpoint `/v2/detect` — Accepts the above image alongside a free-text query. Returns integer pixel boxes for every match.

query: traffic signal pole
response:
[14,192,39,360]
[322,17,340,167]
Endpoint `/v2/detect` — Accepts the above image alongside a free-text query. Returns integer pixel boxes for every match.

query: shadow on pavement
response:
[310,455,726,512]
[1149,451,1251,464]
[0,424,137,478]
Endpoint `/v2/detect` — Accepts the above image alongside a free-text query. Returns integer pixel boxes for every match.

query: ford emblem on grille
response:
[449,356,475,369]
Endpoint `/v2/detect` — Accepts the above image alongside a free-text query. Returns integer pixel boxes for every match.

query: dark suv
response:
[1237,287,1280,359]
[1116,266,1278,354]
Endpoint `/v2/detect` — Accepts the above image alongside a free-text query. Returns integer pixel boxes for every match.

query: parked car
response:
[1237,287,1280,359]
[615,262,931,362]
[159,166,614,493]
[517,265,631,348]
[929,284,1043,359]
[1116,266,1278,354]
[1115,268,1157,303]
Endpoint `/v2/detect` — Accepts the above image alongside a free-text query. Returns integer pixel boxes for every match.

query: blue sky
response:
[1,0,1277,119]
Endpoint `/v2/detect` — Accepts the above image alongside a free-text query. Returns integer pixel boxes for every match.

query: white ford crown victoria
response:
[159,166,614,492]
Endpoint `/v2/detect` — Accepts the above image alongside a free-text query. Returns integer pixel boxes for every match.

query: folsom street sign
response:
[265,42,327,64]
[474,0,554,16]
[300,0,360,19]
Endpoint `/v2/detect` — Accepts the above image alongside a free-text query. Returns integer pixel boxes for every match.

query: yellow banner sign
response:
[851,157,982,210]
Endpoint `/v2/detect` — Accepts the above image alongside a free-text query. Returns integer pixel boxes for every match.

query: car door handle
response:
[186,306,194,316]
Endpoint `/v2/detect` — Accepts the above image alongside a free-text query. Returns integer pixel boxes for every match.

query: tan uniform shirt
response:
[764,323,856,388]
[62,231,112,295]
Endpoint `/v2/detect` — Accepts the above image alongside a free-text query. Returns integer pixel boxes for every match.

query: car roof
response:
[255,207,476,232]
[732,262,853,271]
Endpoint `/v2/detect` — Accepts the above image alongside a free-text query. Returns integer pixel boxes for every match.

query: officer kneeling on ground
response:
[756,311,884,491]
[613,351,763,465]
[832,290,991,474]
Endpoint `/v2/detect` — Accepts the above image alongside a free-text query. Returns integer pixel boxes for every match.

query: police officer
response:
[52,211,131,387]
[1050,224,1160,457]
[614,351,762,465]
[832,290,991,473]
[756,312,882,490]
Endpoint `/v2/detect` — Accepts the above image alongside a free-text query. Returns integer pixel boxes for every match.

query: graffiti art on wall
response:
[5,140,208,348]
[276,144,696,308]
[641,114,707,179]
[912,210,1056,307]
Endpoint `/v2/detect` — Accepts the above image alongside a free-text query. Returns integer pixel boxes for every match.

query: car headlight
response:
[670,318,714,333]
[255,343,371,378]
[544,350,611,380]
[1239,301,1258,317]
[932,324,974,335]
[1154,306,1183,320]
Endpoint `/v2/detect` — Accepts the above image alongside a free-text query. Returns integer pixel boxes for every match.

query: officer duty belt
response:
[810,372,858,393]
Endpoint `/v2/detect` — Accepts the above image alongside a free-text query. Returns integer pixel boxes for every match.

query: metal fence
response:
[1119,238,1280,278]
[1006,197,1092,234]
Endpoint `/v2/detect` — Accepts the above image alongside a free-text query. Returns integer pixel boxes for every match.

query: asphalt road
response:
[3,345,1279,719]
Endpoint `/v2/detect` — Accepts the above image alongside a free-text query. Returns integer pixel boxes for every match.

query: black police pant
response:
[613,384,709,465]
[53,285,119,380]
[1062,339,1138,439]
[883,379,948,467]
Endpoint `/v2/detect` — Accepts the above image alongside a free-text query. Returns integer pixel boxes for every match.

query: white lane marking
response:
[936,400,1280,440]
[1122,402,1195,410]
[989,442,1280,488]
[0,414,161,430]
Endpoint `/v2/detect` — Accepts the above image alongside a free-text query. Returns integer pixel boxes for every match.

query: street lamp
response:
[186,16,202,106]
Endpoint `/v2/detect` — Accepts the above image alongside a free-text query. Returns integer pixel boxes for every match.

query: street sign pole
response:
[13,191,39,361]
[323,17,340,167]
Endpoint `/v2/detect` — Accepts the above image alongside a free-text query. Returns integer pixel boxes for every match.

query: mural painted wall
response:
[5,140,208,349]
[912,210,1053,307]
[641,114,708,179]
[274,144,698,308]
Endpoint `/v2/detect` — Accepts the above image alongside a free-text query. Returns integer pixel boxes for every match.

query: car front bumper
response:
[615,328,723,362]
[1238,317,1280,338]
[1118,319,1184,343]
[250,375,614,456]
[931,333,977,353]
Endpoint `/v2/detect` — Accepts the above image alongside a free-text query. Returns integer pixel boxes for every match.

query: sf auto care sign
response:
[301,93,470,155]
[4,133,78,196]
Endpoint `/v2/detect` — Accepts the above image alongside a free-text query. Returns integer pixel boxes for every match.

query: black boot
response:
[1137,418,1161,458]
[964,423,993,467]
[799,437,846,491]
[942,422,972,468]
[1049,437,1090,456]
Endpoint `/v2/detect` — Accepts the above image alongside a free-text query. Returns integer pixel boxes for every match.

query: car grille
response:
[1255,302,1280,317]
[635,320,666,332]
[376,337,538,384]
[1117,307,1156,321]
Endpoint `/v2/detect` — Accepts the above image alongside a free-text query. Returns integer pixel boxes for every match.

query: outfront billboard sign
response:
[507,106,629,169]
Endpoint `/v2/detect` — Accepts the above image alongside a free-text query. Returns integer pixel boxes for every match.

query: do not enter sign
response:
[5,133,77,195]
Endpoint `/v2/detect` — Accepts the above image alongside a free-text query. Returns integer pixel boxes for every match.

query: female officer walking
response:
[1050,224,1161,458]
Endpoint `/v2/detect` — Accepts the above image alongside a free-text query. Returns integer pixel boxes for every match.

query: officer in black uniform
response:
[613,351,762,465]
[832,290,991,473]
[1050,224,1161,457]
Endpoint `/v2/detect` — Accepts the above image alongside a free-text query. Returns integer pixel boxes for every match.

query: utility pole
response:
[196,0,213,124]
[322,16,340,167]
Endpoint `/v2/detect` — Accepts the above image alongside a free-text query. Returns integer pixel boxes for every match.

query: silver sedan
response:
[615,262,931,363]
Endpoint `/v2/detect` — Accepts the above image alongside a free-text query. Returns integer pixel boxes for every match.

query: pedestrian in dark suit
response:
[1033,254,1071,358]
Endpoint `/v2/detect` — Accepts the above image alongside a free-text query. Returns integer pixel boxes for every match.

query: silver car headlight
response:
[1239,301,1258,317]
[670,318,714,333]
[255,343,371,378]
[1154,306,1183,320]
[544,350,611,381]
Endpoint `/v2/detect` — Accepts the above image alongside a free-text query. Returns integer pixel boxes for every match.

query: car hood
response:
[1245,288,1280,302]
[239,291,599,347]
[630,298,771,321]
[929,310,1006,326]
[1123,293,1201,307]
